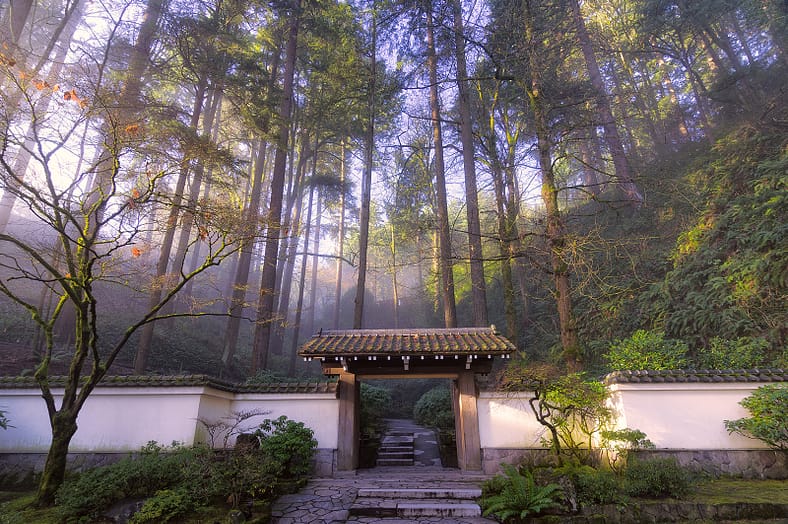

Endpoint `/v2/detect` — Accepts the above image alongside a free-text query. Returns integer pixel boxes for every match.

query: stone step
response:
[378,445,412,452]
[377,451,413,460]
[358,487,482,499]
[350,500,482,518]
[388,430,413,436]
[382,436,414,445]
[401,503,482,518]
[376,458,414,466]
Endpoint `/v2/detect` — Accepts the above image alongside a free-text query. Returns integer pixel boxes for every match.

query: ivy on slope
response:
[643,125,787,358]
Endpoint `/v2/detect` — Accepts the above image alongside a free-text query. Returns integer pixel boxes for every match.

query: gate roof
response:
[298,326,516,376]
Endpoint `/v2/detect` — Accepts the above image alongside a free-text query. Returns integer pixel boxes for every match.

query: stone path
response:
[270,420,497,524]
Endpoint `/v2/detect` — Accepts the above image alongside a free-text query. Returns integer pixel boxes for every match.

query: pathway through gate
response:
[270,419,497,524]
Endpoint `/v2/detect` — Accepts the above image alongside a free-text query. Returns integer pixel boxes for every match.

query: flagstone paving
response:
[270,420,497,524]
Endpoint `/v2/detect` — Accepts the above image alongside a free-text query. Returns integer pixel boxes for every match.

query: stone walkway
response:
[270,420,497,524]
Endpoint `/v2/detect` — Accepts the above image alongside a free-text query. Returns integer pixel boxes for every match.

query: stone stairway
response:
[376,429,415,467]
[349,481,484,519]
[350,419,488,520]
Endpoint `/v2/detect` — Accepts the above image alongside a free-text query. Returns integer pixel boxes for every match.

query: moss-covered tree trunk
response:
[35,411,78,506]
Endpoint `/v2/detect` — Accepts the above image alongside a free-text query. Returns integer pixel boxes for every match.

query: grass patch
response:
[0,492,60,524]
[686,479,788,505]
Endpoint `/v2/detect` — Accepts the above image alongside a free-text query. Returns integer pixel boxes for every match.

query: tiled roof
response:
[604,369,787,384]
[0,374,337,394]
[298,327,516,357]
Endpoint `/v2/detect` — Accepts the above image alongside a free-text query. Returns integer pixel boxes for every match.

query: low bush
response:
[55,442,197,522]
[129,488,196,524]
[254,415,317,480]
[413,386,454,430]
[606,330,689,371]
[574,467,623,506]
[624,457,690,498]
[360,383,391,437]
[56,417,317,523]
[725,384,788,450]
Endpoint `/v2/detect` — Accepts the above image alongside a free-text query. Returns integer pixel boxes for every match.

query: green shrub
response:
[253,416,317,480]
[606,330,689,370]
[624,457,690,498]
[129,488,196,524]
[697,337,770,369]
[481,463,563,521]
[360,383,391,436]
[600,427,655,473]
[56,417,317,523]
[413,386,454,430]
[0,408,9,430]
[56,442,195,522]
[574,467,623,506]
[725,384,788,450]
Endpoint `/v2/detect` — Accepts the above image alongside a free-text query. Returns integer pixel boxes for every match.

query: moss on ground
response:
[686,479,788,505]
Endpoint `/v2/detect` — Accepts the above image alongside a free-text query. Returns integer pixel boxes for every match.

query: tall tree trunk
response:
[2,0,33,47]
[524,0,580,372]
[305,186,323,337]
[134,76,207,373]
[490,160,518,345]
[569,0,642,206]
[183,87,223,299]
[273,133,311,353]
[426,0,457,328]
[333,142,347,329]
[222,45,282,367]
[452,0,487,326]
[169,82,222,310]
[389,223,400,328]
[353,14,376,330]
[287,182,316,375]
[251,0,300,372]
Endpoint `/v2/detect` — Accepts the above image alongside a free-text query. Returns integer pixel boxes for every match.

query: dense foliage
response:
[360,382,392,437]
[480,464,563,521]
[725,384,788,450]
[413,386,455,431]
[55,417,316,523]
[481,457,693,521]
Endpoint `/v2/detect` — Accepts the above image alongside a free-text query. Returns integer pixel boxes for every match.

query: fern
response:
[481,464,562,521]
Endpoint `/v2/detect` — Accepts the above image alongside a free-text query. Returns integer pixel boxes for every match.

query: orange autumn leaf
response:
[131,188,140,199]
[0,53,15,67]
[125,123,140,135]
[131,247,142,258]
[35,79,51,90]
[199,227,208,241]
[63,88,78,101]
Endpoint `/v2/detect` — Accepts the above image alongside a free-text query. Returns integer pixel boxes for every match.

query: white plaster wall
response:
[0,387,207,452]
[478,392,545,448]
[0,387,339,453]
[608,382,771,449]
[232,394,339,449]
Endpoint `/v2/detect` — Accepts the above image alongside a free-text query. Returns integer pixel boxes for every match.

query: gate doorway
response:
[360,379,454,469]
[298,327,515,471]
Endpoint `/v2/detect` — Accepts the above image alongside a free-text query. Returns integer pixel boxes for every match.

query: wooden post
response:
[455,371,481,470]
[337,371,360,470]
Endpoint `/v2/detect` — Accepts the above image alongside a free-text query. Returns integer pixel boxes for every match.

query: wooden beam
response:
[337,371,359,470]
[455,371,481,470]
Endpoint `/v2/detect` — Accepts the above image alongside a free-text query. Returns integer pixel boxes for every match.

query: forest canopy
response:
[1,0,786,380]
